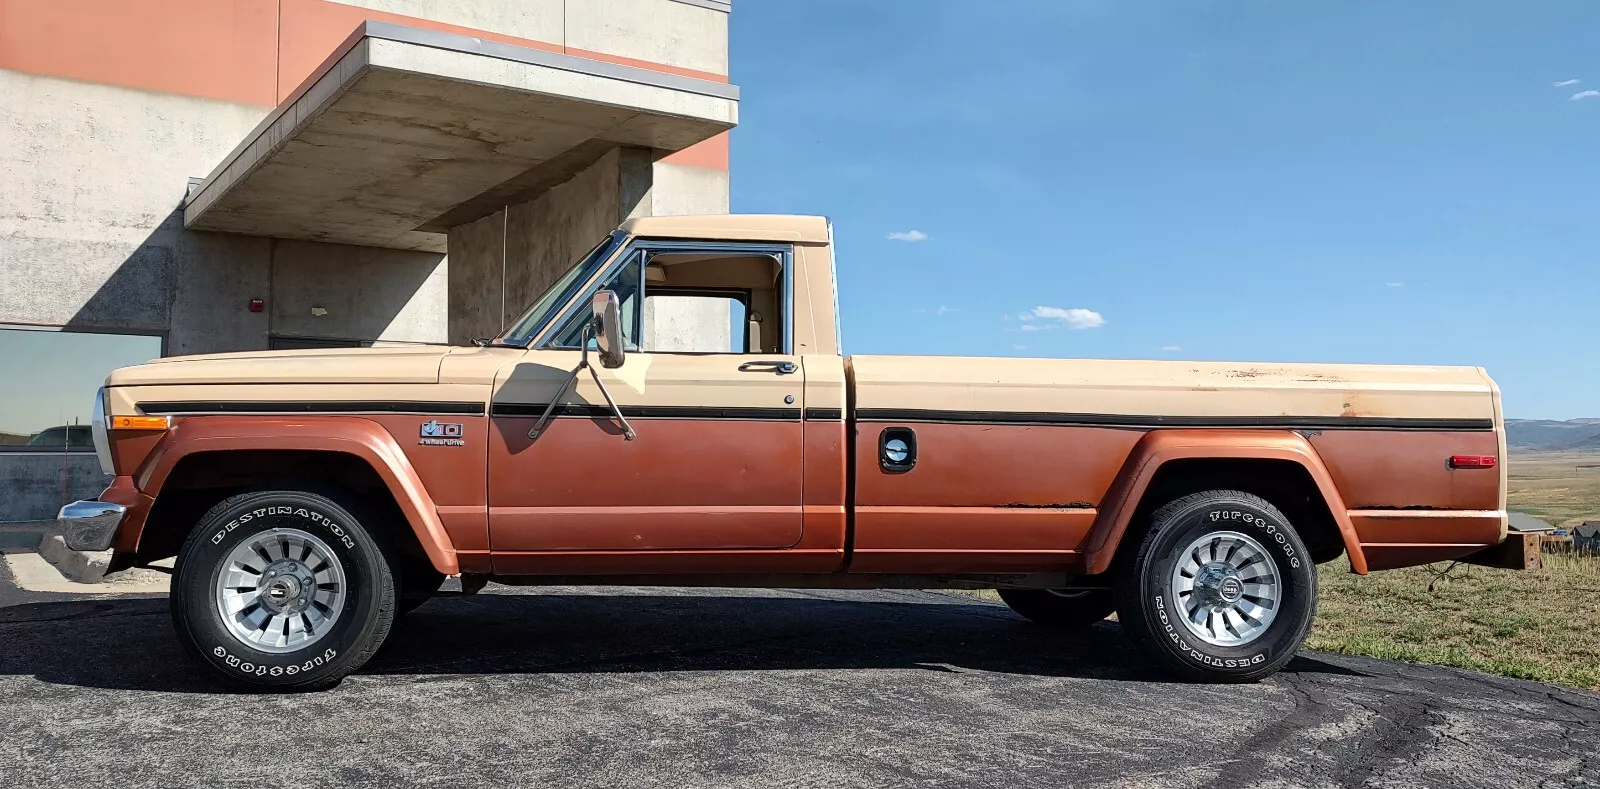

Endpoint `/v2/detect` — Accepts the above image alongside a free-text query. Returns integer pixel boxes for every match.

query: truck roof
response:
[621,214,830,243]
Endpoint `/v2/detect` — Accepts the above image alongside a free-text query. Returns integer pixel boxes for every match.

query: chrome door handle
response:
[739,360,797,374]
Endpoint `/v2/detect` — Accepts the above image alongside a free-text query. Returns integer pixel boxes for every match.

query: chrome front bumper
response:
[57,500,127,552]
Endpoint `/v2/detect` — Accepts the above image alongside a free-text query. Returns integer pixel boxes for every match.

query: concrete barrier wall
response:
[0,454,109,523]
[0,70,449,352]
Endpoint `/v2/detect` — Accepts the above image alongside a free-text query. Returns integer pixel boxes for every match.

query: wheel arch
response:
[126,416,459,575]
[1084,429,1365,576]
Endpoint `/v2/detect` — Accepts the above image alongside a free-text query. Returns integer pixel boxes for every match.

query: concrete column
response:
[445,142,732,347]
[446,147,651,344]
[643,150,732,350]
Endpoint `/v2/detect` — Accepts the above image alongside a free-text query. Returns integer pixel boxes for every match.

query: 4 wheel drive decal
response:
[419,420,466,446]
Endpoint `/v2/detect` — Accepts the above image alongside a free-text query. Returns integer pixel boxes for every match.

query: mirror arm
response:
[528,323,636,442]
[585,360,636,441]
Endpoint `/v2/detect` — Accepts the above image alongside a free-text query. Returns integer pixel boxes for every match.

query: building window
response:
[0,327,163,452]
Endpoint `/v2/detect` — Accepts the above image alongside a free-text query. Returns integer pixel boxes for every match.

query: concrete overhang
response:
[183,21,739,253]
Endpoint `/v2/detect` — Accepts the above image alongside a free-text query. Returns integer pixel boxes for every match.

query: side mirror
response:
[592,289,625,369]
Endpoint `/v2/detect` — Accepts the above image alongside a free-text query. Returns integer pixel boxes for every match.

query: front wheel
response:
[170,490,398,691]
[1114,490,1316,683]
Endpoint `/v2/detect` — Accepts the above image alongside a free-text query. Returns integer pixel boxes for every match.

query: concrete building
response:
[0,0,736,520]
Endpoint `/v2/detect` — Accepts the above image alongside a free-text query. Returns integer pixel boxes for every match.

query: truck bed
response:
[845,355,1507,574]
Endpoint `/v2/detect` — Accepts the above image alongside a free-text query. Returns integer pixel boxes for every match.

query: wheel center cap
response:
[1194,563,1244,606]
[259,560,316,613]
[263,576,302,609]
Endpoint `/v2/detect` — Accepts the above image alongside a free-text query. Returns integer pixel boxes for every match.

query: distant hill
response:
[1506,419,1600,452]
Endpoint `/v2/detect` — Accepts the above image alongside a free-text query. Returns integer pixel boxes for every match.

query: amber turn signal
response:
[111,415,171,431]
[1448,455,1497,469]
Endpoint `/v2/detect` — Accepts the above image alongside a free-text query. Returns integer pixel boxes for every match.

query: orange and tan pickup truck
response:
[60,214,1524,691]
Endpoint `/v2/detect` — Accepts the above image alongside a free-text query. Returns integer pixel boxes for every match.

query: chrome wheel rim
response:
[1169,530,1280,647]
[215,528,347,654]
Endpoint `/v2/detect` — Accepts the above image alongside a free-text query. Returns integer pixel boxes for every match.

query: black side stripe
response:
[805,408,843,421]
[492,403,802,421]
[852,409,1496,432]
[141,401,486,416]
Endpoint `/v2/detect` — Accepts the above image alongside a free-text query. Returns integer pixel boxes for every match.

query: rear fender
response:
[132,416,459,575]
[1083,429,1365,575]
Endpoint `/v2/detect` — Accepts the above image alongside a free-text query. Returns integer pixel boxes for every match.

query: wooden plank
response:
[1461,532,1542,571]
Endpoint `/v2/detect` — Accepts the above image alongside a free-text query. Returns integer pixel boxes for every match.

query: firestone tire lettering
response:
[1208,510,1301,569]
[208,643,341,676]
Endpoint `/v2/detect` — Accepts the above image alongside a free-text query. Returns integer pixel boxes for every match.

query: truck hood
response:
[107,346,452,387]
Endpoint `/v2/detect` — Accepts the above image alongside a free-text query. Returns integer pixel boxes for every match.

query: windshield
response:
[496,231,625,346]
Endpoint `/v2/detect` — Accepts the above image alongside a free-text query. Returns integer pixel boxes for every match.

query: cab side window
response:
[639,250,785,354]
[543,244,789,354]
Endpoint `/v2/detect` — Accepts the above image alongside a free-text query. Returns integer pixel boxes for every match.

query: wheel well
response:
[136,450,423,565]
[1125,458,1347,565]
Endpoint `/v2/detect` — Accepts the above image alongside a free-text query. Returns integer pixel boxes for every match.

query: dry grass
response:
[1507,449,1600,528]
[1307,449,1600,689]
[1309,551,1600,689]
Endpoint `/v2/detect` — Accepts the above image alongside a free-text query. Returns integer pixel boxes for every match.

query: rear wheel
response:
[1114,490,1316,682]
[170,489,398,691]
[997,588,1116,628]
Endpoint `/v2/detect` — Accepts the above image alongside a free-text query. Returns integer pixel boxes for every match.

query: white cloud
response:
[1018,323,1052,332]
[1571,90,1600,101]
[887,230,928,242]
[1013,344,1028,351]
[1161,345,1182,351]
[1027,305,1106,329]
[1386,281,1404,288]
[1554,78,1581,87]
[914,305,958,315]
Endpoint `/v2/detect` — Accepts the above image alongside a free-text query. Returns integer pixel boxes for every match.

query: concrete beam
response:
[184,21,738,252]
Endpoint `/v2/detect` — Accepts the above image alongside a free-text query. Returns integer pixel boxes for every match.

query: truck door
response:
[487,242,806,571]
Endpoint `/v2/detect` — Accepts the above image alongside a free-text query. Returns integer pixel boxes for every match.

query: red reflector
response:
[1449,455,1497,469]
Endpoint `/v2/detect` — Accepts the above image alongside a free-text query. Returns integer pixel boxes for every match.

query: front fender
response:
[1082,429,1365,575]
[130,416,459,575]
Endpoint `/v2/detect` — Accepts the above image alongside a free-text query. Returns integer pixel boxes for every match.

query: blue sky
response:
[728,1,1598,420]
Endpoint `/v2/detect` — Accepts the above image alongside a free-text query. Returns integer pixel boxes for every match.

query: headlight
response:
[91,387,113,476]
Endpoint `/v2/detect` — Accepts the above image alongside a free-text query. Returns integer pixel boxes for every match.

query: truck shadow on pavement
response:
[0,589,1359,693]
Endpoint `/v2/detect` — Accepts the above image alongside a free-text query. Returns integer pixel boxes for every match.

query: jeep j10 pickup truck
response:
[61,214,1521,691]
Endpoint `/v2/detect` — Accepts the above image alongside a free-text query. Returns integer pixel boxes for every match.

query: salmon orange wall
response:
[0,0,280,105]
[0,0,729,168]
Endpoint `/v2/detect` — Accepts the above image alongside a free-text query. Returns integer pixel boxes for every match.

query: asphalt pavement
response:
[1,561,1596,789]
